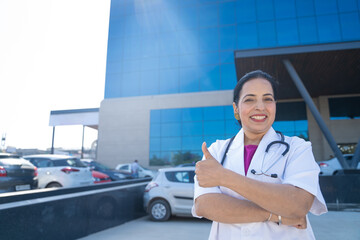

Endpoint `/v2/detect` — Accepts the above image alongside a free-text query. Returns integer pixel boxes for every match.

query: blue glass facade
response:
[150,102,308,166]
[105,0,360,98]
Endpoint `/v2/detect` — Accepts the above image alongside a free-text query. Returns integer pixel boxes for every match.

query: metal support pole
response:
[51,127,55,154]
[81,126,85,159]
[351,138,360,168]
[283,59,349,169]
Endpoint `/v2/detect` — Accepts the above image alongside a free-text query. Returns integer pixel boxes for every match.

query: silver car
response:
[318,154,359,175]
[143,166,195,221]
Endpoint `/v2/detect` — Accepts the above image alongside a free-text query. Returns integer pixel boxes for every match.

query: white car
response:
[23,154,93,188]
[115,163,155,178]
[318,154,359,175]
[143,167,195,221]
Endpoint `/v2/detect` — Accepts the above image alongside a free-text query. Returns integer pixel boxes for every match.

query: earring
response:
[234,113,240,120]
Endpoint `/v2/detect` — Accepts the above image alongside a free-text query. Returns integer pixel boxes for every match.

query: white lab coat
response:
[192,127,328,240]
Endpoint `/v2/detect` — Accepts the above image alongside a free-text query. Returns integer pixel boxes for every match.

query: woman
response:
[193,70,327,239]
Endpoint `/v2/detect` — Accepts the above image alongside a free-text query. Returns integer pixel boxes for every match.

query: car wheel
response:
[46,182,62,188]
[149,199,171,221]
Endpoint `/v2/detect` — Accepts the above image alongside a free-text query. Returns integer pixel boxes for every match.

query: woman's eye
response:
[265,98,274,102]
[244,98,254,102]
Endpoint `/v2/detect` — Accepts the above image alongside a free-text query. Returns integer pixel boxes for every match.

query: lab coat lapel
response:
[247,128,279,178]
[226,129,245,176]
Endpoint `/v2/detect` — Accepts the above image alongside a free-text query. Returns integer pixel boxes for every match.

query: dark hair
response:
[233,70,279,106]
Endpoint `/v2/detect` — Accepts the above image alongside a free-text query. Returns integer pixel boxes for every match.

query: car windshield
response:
[93,162,111,170]
[53,158,86,167]
[0,155,21,159]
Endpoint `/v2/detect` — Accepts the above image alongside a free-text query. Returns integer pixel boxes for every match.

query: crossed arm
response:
[194,142,315,228]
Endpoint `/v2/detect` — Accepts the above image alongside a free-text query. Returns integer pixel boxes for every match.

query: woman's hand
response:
[270,214,307,229]
[195,142,226,188]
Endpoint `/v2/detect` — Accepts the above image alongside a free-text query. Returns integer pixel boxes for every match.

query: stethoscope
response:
[221,131,290,178]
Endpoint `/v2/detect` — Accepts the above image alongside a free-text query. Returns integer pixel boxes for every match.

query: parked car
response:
[143,166,195,221]
[116,163,155,178]
[318,154,359,175]
[0,156,38,193]
[23,154,93,188]
[81,159,132,181]
[92,170,112,184]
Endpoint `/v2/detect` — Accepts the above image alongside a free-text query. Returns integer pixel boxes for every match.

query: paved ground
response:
[79,211,360,240]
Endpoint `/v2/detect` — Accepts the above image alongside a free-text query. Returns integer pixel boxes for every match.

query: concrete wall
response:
[97,92,360,168]
[97,91,233,168]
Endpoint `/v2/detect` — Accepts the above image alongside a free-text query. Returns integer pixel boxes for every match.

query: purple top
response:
[244,145,258,176]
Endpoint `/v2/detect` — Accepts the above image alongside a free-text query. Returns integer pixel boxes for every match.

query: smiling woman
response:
[193,70,327,240]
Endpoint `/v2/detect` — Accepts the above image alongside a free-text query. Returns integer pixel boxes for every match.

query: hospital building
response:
[50,0,360,168]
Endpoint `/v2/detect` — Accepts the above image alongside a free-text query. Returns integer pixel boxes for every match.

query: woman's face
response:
[233,78,276,136]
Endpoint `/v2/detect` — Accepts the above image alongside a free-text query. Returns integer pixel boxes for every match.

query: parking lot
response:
[80,211,360,240]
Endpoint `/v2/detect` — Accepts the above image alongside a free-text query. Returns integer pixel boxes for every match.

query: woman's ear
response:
[233,102,240,121]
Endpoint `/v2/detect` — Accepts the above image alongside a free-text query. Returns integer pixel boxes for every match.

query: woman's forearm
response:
[220,169,314,218]
[195,193,270,223]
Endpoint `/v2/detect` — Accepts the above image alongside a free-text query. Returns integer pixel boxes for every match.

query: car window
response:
[120,165,129,171]
[165,171,194,183]
[27,158,53,168]
[53,158,86,167]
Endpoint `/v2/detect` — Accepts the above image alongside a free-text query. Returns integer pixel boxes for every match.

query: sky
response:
[0,0,111,150]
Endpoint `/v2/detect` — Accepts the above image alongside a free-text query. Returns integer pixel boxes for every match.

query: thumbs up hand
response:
[195,142,225,188]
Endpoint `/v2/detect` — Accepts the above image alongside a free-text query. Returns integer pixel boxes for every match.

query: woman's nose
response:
[255,100,265,110]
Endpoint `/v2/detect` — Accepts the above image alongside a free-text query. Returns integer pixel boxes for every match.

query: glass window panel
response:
[123,37,142,60]
[182,108,203,121]
[142,35,159,58]
[198,4,218,27]
[159,152,171,165]
[151,110,161,123]
[121,72,140,97]
[123,59,142,73]
[141,57,159,71]
[159,55,179,69]
[140,70,159,95]
[177,6,198,30]
[276,19,299,46]
[221,64,237,90]
[220,26,237,50]
[182,136,204,151]
[225,106,235,120]
[198,52,220,66]
[236,0,257,23]
[220,51,234,64]
[314,0,338,15]
[294,120,308,132]
[150,123,161,138]
[104,74,122,98]
[179,54,200,67]
[338,0,357,12]
[258,21,277,47]
[106,61,123,74]
[182,122,203,136]
[226,119,240,136]
[150,138,161,152]
[159,69,179,94]
[340,13,360,41]
[198,28,219,52]
[178,30,199,54]
[161,108,182,123]
[161,123,182,137]
[219,2,236,25]
[141,12,162,35]
[204,135,226,146]
[296,0,315,17]
[272,121,295,133]
[256,0,274,21]
[317,15,341,42]
[123,14,142,37]
[274,0,296,19]
[161,137,182,151]
[298,17,318,44]
[158,32,179,56]
[329,97,360,119]
[150,152,163,166]
[108,21,124,38]
[179,67,200,92]
[200,66,221,91]
[204,106,225,120]
[107,38,123,61]
[237,23,258,49]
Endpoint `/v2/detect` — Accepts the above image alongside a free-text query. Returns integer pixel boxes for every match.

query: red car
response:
[92,170,111,184]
